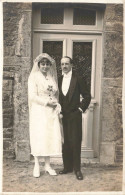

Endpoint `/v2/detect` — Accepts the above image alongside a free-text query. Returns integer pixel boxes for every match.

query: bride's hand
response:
[47,100,57,109]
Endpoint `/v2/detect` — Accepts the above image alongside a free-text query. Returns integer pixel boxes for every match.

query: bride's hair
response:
[38,57,52,68]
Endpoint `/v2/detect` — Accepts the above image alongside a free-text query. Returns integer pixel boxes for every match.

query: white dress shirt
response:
[62,69,83,113]
[62,70,72,96]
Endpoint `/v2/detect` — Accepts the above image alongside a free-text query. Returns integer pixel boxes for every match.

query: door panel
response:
[73,41,92,89]
[43,41,63,76]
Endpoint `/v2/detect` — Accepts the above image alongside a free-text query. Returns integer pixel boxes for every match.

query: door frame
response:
[33,32,103,158]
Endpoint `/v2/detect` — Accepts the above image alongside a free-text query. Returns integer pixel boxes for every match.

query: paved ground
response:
[2,158,123,193]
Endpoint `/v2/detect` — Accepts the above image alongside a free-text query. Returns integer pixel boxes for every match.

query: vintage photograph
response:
[2,0,123,193]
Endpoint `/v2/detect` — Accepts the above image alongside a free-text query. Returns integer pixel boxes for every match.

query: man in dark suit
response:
[58,56,91,180]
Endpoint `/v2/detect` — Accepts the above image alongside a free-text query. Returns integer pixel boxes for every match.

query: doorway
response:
[33,32,102,158]
[33,3,104,158]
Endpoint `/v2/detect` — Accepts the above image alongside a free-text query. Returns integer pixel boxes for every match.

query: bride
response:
[28,53,63,177]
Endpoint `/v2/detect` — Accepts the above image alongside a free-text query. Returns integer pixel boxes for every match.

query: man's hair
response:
[62,56,73,64]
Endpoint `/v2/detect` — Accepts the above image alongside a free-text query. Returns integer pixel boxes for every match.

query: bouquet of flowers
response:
[47,85,63,118]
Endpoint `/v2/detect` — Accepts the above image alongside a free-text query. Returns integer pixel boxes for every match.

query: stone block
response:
[2,91,13,109]
[2,80,13,91]
[3,132,13,139]
[15,141,30,161]
[3,2,32,12]
[3,139,14,150]
[3,71,14,79]
[101,119,122,142]
[104,4,123,23]
[115,143,123,163]
[3,101,13,109]
[3,116,13,128]
[115,150,123,156]
[102,100,116,119]
[21,68,31,89]
[104,21,123,32]
[21,11,32,35]
[3,66,15,74]
[3,91,13,101]
[101,78,122,143]
[102,78,122,88]
[3,127,13,133]
[3,108,13,115]
[117,98,122,104]
[103,32,123,78]
[3,150,15,159]
[4,45,15,57]
[102,86,122,120]
[100,142,115,164]
[116,144,123,151]
[102,78,122,99]
[4,56,32,67]
[3,30,17,45]
[14,121,29,141]
[3,128,13,139]
[102,96,122,120]
[21,36,32,57]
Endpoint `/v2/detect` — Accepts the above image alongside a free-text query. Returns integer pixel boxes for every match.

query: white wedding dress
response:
[28,70,62,156]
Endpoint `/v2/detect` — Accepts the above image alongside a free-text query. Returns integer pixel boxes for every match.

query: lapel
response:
[68,73,77,102]
[58,76,63,91]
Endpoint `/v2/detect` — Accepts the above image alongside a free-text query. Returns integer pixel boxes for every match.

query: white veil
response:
[29,53,58,86]
[28,53,59,109]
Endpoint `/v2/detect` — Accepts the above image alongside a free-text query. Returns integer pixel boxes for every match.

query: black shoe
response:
[75,171,83,180]
[59,169,73,174]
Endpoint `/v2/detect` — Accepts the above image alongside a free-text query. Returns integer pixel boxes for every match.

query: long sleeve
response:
[78,76,91,112]
[28,75,48,106]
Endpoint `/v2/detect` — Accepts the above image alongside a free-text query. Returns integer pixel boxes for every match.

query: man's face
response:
[61,57,72,74]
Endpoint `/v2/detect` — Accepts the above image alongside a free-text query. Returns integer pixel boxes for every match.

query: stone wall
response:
[100,4,123,164]
[3,3,32,160]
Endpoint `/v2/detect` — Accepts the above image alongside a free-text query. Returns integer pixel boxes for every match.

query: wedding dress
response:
[28,54,62,156]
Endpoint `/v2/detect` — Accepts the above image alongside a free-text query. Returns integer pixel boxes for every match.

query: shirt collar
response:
[62,69,72,78]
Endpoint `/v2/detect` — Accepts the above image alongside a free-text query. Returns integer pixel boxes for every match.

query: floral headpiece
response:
[34,53,55,65]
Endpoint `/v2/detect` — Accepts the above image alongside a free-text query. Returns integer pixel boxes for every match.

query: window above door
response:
[33,3,105,32]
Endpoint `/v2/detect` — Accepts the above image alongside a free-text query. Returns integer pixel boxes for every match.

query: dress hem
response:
[31,153,62,157]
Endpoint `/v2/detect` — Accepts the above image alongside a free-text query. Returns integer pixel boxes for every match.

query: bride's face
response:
[39,58,51,74]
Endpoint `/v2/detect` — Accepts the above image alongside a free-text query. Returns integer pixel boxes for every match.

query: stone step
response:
[115,153,123,163]
[115,144,123,163]
[115,145,123,150]
[115,158,123,163]
[115,155,123,160]
[115,150,123,155]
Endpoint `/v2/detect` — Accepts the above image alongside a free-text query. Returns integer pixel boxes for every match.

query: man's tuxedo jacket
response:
[58,72,91,118]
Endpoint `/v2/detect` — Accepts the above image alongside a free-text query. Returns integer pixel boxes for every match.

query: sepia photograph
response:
[1,0,124,194]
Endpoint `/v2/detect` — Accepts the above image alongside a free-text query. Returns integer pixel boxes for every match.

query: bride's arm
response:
[28,76,48,106]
